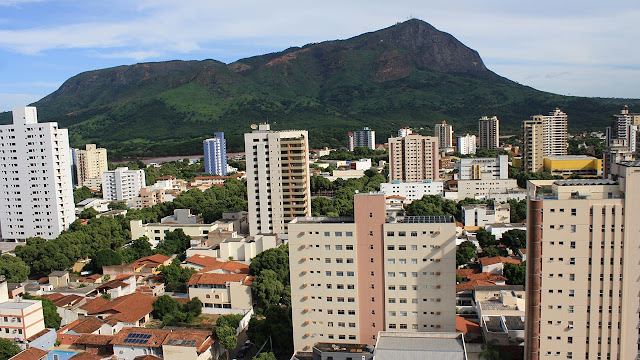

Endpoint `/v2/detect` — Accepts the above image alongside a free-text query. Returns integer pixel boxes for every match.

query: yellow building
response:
[542,155,602,177]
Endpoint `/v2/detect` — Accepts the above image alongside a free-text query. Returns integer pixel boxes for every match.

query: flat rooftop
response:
[0,299,40,309]
[291,217,354,224]
[544,155,597,161]
[396,216,454,224]
[313,342,373,354]
[375,332,465,360]
[554,179,616,186]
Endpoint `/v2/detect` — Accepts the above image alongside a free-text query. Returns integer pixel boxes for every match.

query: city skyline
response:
[1,1,639,111]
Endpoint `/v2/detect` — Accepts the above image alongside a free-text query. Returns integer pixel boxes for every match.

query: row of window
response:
[386,230,439,237]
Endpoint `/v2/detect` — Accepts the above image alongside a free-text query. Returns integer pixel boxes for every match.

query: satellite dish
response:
[250,124,258,130]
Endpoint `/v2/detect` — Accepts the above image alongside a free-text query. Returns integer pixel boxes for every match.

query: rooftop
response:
[484,316,503,332]
[313,343,373,354]
[544,155,598,161]
[375,332,465,360]
[618,160,640,167]
[9,348,48,360]
[503,316,525,331]
[0,299,41,309]
[290,217,354,224]
[554,179,616,186]
[396,216,455,224]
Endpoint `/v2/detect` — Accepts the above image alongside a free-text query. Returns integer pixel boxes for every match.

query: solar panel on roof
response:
[124,333,151,345]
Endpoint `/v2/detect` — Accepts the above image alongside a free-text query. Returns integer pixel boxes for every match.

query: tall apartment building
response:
[535,108,568,157]
[203,132,227,176]
[352,127,375,150]
[458,155,509,180]
[434,121,453,151]
[244,124,311,236]
[522,119,544,173]
[605,106,640,148]
[289,194,456,352]
[456,134,476,155]
[602,145,633,179]
[524,162,640,360]
[102,167,146,201]
[0,107,75,241]
[388,134,439,182]
[479,116,500,150]
[75,143,108,191]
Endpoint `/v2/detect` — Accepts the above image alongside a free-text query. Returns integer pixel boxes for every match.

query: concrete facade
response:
[352,127,375,150]
[479,116,500,150]
[458,155,509,180]
[525,166,640,360]
[203,132,227,176]
[101,167,145,202]
[0,107,75,241]
[288,194,456,352]
[74,144,107,191]
[244,124,311,236]
[456,134,476,155]
[434,121,453,151]
[379,181,444,202]
[388,134,439,182]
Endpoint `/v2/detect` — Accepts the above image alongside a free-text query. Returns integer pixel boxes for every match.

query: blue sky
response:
[0,0,639,111]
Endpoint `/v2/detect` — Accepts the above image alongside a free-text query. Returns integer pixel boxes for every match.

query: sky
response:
[0,0,639,111]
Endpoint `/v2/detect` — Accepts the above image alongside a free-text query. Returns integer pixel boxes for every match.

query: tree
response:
[0,255,29,283]
[480,245,508,258]
[108,202,128,210]
[476,228,498,248]
[91,249,122,273]
[503,262,526,286]
[253,353,277,360]
[247,305,293,357]
[508,199,527,223]
[215,324,237,360]
[249,245,290,286]
[183,297,202,317]
[252,270,285,311]
[479,340,509,360]
[456,241,477,267]
[0,338,21,360]
[156,229,191,258]
[158,259,197,293]
[73,186,93,205]
[78,208,99,219]
[121,237,154,264]
[500,229,526,252]
[153,295,180,319]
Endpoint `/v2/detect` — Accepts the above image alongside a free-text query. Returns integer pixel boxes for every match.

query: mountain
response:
[1,19,636,158]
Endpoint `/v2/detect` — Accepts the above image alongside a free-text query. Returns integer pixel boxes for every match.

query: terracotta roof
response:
[456,279,501,292]
[37,277,48,284]
[111,328,170,347]
[163,330,212,354]
[479,256,521,267]
[133,355,163,360]
[456,270,507,292]
[519,249,527,254]
[69,353,103,360]
[188,273,253,287]
[157,175,176,180]
[456,316,482,334]
[456,269,481,278]
[96,279,129,291]
[69,317,105,334]
[81,293,155,324]
[42,293,65,302]
[25,329,51,342]
[51,294,85,308]
[131,254,171,268]
[9,348,48,360]
[74,333,114,346]
[386,195,406,199]
[87,274,103,280]
[186,256,249,274]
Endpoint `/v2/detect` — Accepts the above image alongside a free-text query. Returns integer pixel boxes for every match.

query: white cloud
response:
[0,0,44,6]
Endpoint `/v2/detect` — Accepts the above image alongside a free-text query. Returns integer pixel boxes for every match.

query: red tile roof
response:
[69,353,103,360]
[25,329,51,342]
[111,328,170,348]
[74,333,114,346]
[133,356,163,360]
[42,293,65,302]
[187,273,253,287]
[96,279,129,291]
[479,256,521,267]
[456,279,501,292]
[456,316,482,334]
[9,348,48,360]
[131,254,171,268]
[80,293,155,324]
[186,256,249,274]
[68,317,105,334]
[50,294,85,308]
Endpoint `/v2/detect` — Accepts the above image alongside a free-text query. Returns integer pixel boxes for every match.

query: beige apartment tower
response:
[434,121,453,151]
[244,124,311,236]
[479,116,500,150]
[75,144,108,190]
[523,119,544,173]
[524,161,640,360]
[289,194,456,352]
[388,134,439,182]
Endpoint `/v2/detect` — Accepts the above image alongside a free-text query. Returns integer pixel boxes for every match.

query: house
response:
[7,283,25,298]
[455,316,482,343]
[72,334,114,356]
[478,256,521,275]
[474,285,525,346]
[111,328,168,359]
[111,328,213,360]
[162,330,213,360]
[186,234,277,263]
[57,317,118,345]
[182,256,249,273]
[42,293,87,326]
[186,260,253,314]
[9,348,48,360]
[455,268,507,315]
[103,254,171,278]
[374,332,467,359]
[78,292,155,328]
[48,271,69,288]
[87,276,136,299]
[461,202,510,227]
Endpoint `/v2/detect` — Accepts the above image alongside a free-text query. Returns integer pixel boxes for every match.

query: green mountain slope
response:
[1,19,637,158]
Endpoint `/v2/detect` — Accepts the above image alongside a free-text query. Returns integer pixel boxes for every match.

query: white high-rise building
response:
[353,127,375,150]
[102,167,146,201]
[434,121,453,151]
[398,127,413,137]
[203,132,227,176]
[0,107,75,241]
[532,108,568,157]
[75,144,108,191]
[478,116,500,150]
[244,124,311,236]
[456,134,476,155]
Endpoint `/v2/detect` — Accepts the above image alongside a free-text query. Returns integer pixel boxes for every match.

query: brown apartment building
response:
[288,193,456,351]
[388,134,439,182]
[524,161,640,360]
